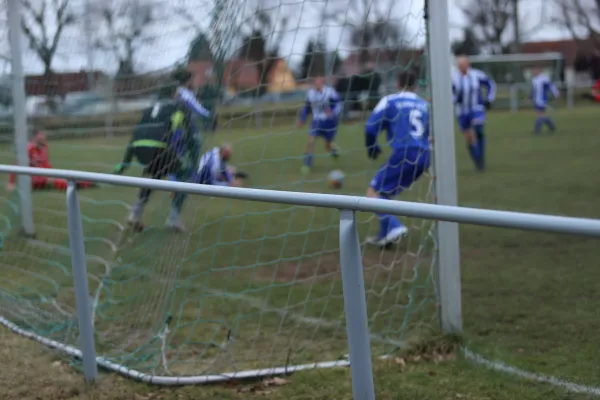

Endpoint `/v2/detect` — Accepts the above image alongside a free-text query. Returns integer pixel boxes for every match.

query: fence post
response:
[425,0,463,334]
[66,181,98,383]
[338,209,375,400]
[7,0,35,237]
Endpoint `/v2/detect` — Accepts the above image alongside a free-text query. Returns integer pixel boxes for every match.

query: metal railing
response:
[2,165,600,398]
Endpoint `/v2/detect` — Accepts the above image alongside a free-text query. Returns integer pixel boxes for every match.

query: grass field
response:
[1,106,600,399]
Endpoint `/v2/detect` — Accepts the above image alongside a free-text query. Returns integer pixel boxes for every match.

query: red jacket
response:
[9,142,52,184]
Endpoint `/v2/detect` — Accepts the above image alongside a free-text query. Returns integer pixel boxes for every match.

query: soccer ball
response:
[328,169,345,189]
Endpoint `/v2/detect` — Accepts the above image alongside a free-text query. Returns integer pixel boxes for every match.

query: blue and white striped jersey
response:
[365,91,430,152]
[299,86,341,122]
[452,68,496,115]
[195,147,233,186]
[176,86,211,118]
[530,74,559,106]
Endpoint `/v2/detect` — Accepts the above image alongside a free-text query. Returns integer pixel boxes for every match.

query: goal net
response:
[0,0,438,381]
[469,53,565,110]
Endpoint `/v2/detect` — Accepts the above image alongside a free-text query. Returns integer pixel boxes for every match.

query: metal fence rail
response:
[2,165,600,398]
[3,165,600,237]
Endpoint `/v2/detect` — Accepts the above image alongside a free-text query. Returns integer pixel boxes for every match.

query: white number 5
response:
[409,109,424,139]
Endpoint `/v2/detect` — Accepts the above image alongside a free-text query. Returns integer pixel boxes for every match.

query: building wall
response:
[267,60,297,93]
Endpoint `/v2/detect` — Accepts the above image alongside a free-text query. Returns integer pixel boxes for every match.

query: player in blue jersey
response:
[297,76,342,175]
[452,56,496,171]
[530,67,559,134]
[364,70,431,247]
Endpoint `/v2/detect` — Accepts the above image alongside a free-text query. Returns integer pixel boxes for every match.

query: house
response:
[521,38,599,83]
[187,58,297,95]
[25,70,107,97]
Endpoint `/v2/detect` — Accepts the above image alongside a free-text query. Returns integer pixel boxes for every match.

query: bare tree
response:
[20,0,75,76]
[552,0,600,51]
[236,0,291,95]
[458,0,513,54]
[323,0,405,65]
[93,0,156,76]
[458,0,548,54]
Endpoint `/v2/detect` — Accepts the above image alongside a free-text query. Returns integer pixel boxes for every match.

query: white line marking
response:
[463,348,600,396]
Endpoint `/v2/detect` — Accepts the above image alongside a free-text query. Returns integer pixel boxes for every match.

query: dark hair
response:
[157,82,178,99]
[397,70,417,89]
[171,68,192,84]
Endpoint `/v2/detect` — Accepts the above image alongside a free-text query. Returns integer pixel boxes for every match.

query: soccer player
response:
[191,144,245,187]
[297,76,341,175]
[452,56,496,171]
[364,70,431,247]
[7,130,95,191]
[530,67,559,134]
[115,72,208,232]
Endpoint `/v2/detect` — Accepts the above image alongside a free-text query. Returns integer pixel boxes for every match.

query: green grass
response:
[0,106,599,399]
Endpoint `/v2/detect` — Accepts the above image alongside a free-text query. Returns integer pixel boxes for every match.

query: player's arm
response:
[548,81,560,99]
[329,89,342,116]
[479,72,496,107]
[177,87,211,118]
[298,94,311,127]
[114,141,134,174]
[364,96,389,159]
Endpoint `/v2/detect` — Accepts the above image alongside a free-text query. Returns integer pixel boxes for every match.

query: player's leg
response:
[323,120,340,160]
[165,154,189,232]
[302,123,318,174]
[365,151,430,247]
[472,111,486,170]
[459,114,483,171]
[31,176,49,190]
[128,150,164,225]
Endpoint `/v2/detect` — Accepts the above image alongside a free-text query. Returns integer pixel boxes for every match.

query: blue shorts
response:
[369,149,430,198]
[534,104,547,112]
[457,111,485,131]
[310,118,338,141]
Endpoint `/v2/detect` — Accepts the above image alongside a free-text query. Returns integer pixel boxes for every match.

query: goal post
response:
[0,0,462,384]
[467,52,569,112]
[425,0,462,334]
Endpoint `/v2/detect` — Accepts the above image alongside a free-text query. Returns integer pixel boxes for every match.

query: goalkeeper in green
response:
[115,70,210,232]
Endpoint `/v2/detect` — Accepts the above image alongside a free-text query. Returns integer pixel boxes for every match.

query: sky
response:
[3,0,572,76]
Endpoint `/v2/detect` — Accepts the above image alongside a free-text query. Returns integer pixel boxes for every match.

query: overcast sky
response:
[6,0,569,75]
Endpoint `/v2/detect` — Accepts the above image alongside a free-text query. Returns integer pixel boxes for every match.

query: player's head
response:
[313,76,325,91]
[220,143,232,162]
[397,70,417,91]
[532,66,542,76]
[31,129,46,147]
[157,82,178,99]
[456,55,470,74]
[172,68,193,88]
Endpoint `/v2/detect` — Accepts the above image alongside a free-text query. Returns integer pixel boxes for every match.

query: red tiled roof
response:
[187,58,289,89]
[25,71,106,96]
[521,39,595,66]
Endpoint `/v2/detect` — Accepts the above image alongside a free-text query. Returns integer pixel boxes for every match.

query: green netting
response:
[0,0,438,380]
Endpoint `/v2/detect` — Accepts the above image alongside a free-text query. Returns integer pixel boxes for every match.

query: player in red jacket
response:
[7,130,95,191]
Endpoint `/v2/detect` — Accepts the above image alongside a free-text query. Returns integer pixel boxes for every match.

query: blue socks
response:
[474,125,485,170]
[376,197,404,238]
[534,116,556,134]
[466,126,485,171]
[303,153,313,167]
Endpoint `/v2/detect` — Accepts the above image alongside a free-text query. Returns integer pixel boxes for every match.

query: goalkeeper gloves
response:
[113,163,127,175]
[367,145,382,160]
[484,100,492,110]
